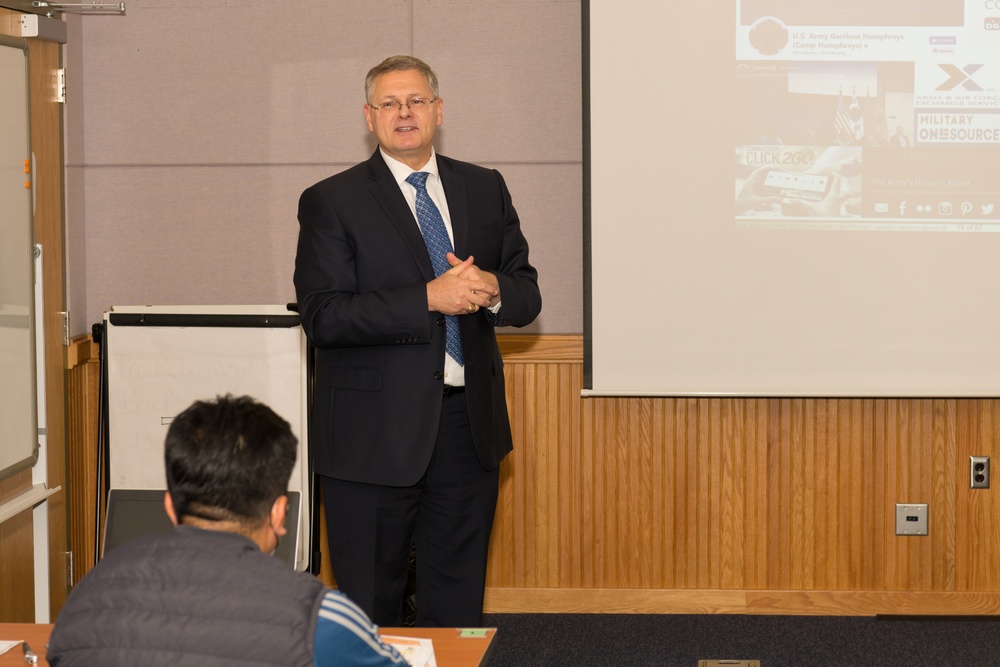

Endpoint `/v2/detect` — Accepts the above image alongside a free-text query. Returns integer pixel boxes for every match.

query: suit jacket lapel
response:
[438,156,469,259]
[364,151,436,281]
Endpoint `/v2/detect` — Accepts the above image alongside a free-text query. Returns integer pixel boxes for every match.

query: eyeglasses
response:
[370,98,437,113]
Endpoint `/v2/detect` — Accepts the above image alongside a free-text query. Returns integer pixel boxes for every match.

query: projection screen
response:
[584,0,1000,397]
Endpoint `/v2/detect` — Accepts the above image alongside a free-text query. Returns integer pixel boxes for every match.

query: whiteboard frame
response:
[102,304,312,571]
[0,34,38,481]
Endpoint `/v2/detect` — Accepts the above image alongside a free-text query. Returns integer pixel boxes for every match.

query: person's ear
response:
[269,494,288,537]
[163,492,179,526]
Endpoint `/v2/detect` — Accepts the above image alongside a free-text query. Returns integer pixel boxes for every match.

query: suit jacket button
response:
[434,371,443,380]
[436,317,445,326]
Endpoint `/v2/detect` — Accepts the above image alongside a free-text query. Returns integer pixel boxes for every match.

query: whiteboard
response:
[0,35,37,479]
[104,304,310,569]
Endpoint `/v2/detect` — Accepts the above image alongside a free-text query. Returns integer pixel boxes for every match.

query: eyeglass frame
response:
[369,97,438,113]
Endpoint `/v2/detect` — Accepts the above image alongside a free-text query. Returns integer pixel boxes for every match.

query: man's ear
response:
[163,491,179,526]
[269,494,288,537]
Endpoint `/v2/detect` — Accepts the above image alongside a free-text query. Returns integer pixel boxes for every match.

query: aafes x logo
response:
[937,64,984,91]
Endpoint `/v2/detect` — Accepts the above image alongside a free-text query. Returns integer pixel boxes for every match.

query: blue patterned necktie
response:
[406,171,463,366]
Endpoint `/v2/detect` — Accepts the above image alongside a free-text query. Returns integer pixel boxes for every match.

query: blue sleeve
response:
[313,590,408,667]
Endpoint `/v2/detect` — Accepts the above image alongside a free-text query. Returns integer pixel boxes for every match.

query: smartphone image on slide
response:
[756,168,832,202]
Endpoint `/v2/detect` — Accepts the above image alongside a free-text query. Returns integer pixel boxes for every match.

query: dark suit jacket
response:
[294,150,541,487]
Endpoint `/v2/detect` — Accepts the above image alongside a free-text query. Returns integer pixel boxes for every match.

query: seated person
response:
[48,394,406,667]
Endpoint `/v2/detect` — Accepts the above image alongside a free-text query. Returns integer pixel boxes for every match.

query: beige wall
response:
[64,0,582,337]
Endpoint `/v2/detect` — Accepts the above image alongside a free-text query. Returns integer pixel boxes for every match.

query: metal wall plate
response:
[970,456,990,489]
[895,503,928,536]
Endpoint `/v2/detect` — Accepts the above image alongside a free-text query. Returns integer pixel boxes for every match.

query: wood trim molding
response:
[497,334,582,363]
[66,335,99,369]
[485,587,1000,616]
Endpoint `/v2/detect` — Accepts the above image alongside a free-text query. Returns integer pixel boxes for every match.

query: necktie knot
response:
[406,171,430,190]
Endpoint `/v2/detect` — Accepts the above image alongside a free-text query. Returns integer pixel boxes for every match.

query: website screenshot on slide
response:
[734,0,1000,232]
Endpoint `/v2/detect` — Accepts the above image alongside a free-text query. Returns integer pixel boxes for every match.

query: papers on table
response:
[0,640,24,656]
[381,635,437,667]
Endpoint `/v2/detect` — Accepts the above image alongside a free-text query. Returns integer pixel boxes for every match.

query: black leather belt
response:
[443,385,466,397]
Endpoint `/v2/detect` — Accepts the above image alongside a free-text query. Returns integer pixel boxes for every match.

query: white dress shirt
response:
[380,148,465,387]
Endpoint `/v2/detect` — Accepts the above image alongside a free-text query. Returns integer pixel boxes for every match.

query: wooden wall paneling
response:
[64,334,1000,615]
[962,399,985,592]
[607,397,626,587]
[721,399,745,590]
[66,337,101,585]
[675,399,694,588]
[767,399,789,590]
[841,400,861,590]
[558,362,583,588]
[945,398,959,589]
[696,400,710,588]
[959,400,998,592]
[981,402,998,589]
[544,362,567,587]
[632,396,649,587]
[747,398,768,590]
[486,336,1000,613]
[0,471,34,620]
[870,399,887,592]
[930,399,950,588]
[803,400,817,589]
[649,399,667,587]
[983,402,999,591]
[580,375,597,589]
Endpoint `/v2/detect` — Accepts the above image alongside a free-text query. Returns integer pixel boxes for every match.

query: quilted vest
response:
[48,525,325,667]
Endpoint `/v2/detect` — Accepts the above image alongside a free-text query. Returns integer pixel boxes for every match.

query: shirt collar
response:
[380,147,440,188]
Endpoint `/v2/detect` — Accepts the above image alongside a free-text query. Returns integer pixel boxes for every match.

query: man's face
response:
[364,69,443,169]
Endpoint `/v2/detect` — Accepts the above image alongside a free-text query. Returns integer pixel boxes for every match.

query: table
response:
[0,625,49,665]
[0,623,495,666]
[381,627,495,666]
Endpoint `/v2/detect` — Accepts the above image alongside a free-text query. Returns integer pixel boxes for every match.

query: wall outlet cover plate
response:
[895,503,928,536]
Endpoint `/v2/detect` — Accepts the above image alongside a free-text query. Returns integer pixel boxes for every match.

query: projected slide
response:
[586,0,1000,396]
[735,0,1000,232]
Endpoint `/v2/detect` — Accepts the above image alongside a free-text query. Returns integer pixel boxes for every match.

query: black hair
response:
[164,394,297,528]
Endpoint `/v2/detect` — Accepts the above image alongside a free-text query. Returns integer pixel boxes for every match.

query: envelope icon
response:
[874,202,889,213]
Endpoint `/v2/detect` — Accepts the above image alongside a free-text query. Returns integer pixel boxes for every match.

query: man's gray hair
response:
[365,55,440,103]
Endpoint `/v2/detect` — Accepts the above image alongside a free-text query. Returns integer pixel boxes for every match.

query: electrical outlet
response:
[970,456,990,489]
[895,503,928,536]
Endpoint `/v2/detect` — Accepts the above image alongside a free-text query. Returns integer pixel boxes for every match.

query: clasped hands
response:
[427,252,499,316]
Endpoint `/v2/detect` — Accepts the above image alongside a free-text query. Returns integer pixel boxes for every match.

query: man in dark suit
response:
[294,55,541,628]
[889,125,911,147]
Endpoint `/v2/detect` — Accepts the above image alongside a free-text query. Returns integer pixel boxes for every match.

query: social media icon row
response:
[873,200,996,217]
